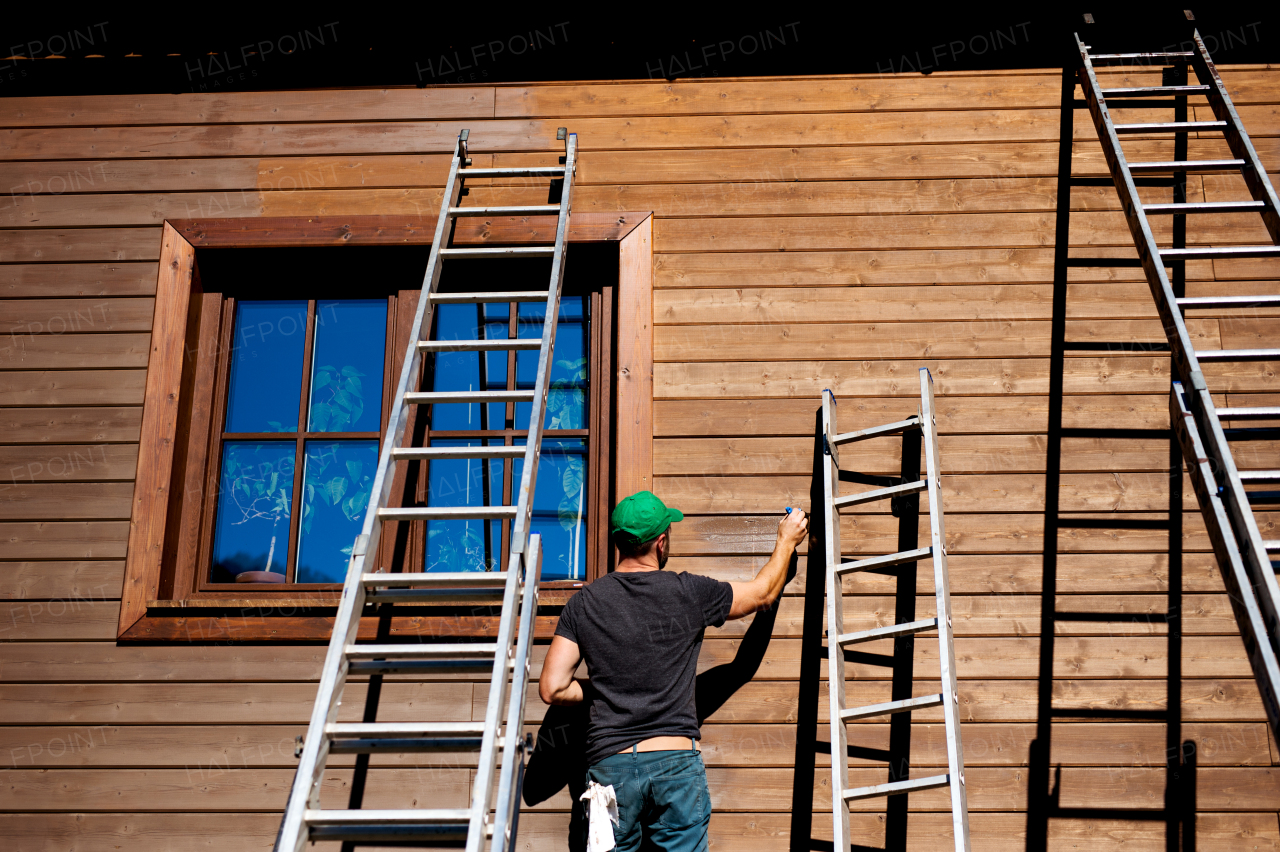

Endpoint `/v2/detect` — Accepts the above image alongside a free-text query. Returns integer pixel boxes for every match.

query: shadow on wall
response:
[522,584,785,851]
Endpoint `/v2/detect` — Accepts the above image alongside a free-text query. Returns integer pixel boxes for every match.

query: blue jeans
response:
[585,748,711,852]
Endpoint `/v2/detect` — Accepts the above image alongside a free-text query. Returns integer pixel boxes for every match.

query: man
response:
[540,490,809,851]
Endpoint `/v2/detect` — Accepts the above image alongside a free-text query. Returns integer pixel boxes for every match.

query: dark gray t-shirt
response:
[553,569,734,766]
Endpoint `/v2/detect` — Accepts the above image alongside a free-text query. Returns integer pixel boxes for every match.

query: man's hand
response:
[777,508,809,551]
[728,508,810,619]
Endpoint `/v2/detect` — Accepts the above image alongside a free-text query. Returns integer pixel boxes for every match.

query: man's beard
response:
[657,542,669,570]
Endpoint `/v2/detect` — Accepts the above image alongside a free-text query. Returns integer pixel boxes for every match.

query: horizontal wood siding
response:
[1,65,1279,850]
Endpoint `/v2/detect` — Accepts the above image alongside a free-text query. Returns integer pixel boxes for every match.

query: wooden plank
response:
[0,598,118,640]
[170,211,645,248]
[0,444,138,481]
[653,471,1197,514]
[0,228,160,262]
[0,370,146,406]
[0,407,141,444]
[117,223,192,638]
[0,331,149,369]
[673,550,1229,596]
[0,522,129,559]
[654,318,1220,362]
[0,561,122,601]
[0,298,154,332]
[0,681,471,724]
[616,216,654,497]
[0,263,158,298]
[0,482,133,520]
[653,249,1214,288]
[652,211,1270,254]
[0,88,496,127]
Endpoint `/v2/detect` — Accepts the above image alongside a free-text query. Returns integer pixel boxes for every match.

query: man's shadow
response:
[522,571,789,851]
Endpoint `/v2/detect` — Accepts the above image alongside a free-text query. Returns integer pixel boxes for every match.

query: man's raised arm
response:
[727,509,809,620]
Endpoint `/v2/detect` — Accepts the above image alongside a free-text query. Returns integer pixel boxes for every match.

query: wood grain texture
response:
[0,561,124,600]
[117,224,193,637]
[0,407,141,444]
[616,215,654,497]
[0,263,158,297]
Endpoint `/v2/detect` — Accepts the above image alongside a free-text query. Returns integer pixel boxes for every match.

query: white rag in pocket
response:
[580,780,619,852]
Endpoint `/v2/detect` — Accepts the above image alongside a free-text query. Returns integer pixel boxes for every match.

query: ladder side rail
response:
[464,543,527,851]
[471,132,576,852]
[491,536,544,852]
[1189,378,1280,662]
[1187,30,1280,243]
[820,390,850,851]
[1172,383,1280,738]
[273,133,470,852]
[919,369,971,852]
[1074,35,1204,384]
[508,133,578,557]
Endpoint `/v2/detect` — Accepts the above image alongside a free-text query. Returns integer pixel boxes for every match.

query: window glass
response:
[515,296,587,429]
[514,438,588,582]
[425,438,505,573]
[308,300,387,433]
[296,440,379,583]
[428,302,510,430]
[210,441,295,582]
[225,300,307,433]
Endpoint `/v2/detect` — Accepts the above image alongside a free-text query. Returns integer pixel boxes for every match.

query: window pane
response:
[309,300,388,433]
[427,302,510,430]
[513,438,587,582]
[296,441,378,584]
[515,295,587,430]
[225,301,307,433]
[424,438,504,573]
[210,441,295,582]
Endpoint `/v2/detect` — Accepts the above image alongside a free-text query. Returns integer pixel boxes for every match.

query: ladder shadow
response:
[1026,54,1198,852]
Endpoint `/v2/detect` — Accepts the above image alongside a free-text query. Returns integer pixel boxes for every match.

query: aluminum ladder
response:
[274,128,578,852]
[820,368,970,851]
[1075,30,1280,741]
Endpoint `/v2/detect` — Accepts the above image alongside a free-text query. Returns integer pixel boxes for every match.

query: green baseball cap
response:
[610,490,683,545]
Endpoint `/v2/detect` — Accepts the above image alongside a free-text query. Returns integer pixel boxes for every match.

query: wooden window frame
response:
[118,212,653,642]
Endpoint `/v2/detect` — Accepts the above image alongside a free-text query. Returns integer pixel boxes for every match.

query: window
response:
[118,214,652,641]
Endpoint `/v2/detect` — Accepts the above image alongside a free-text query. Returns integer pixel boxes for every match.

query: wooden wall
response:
[2,65,1280,850]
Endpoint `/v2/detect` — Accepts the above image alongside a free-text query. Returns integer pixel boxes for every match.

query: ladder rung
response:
[1114,120,1228,133]
[304,809,476,842]
[418,338,541,352]
[1101,85,1211,96]
[392,446,526,461]
[1239,471,1280,484]
[345,643,497,661]
[362,571,508,588]
[1088,52,1194,61]
[1161,246,1280,260]
[1178,295,1280,310]
[448,205,561,217]
[1265,541,1280,553]
[378,506,517,521]
[831,417,921,446]
[836,618,939,647]
[405,390,535,404]
[833,479,927,509]
[843,773,952,802]
[1218,407,1280,420]
[1127,159,1246,172]
[841,693,944,722]
[1143,201,1267,214]
[462,166,566,178]
[836,546,933,576]
[439,247,556,259]
[326,721,487,739]
[1195,349,1280,362]
[429,291,549,304]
